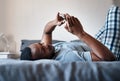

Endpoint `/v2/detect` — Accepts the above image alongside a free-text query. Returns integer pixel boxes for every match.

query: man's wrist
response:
[77,31,86,40]
[44,32,52,34]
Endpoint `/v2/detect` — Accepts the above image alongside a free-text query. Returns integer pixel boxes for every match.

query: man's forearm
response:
[44,20,57,34]
[41,20,57,45]
[77,32,115,61]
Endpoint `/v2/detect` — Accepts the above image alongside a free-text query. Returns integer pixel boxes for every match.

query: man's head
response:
[20,43,55,60]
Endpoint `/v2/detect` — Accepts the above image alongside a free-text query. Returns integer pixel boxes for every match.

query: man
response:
[21,7,117,61]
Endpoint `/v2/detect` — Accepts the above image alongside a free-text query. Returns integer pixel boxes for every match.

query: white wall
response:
[0,0,6,33]
[113,0,120,7]
[1,0,114,53]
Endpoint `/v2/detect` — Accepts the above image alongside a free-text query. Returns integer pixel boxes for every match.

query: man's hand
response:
[44,12,65,34]
[64,14,85,38]
[57,13,65,26]
[41,12,65,45]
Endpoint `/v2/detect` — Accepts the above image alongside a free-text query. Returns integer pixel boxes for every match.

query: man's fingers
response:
[65,14,75,27]
[64,24,69,30]
[64,24,73,33]
[66,16,73,27]
[57,21,65,26]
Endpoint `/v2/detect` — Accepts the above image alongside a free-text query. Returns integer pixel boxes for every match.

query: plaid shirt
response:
[95,5,120,60]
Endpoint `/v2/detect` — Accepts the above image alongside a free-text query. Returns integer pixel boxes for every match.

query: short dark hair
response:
[20,47,32,60]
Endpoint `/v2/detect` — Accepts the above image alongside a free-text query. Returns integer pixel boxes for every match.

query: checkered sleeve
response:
[95,5,120,61]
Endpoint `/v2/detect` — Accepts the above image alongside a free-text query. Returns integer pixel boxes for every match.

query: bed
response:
[0,5,120,81]
[0,39,119,81]
[0,59,120,81]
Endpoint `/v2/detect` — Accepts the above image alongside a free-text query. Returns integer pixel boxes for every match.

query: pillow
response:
[20,39,65,51]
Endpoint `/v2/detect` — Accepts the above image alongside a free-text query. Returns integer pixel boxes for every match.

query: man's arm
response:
[41,20,57,45]
[64,14,115,61]
[41,13,65,45]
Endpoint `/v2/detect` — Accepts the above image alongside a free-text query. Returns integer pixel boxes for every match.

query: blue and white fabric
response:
[95,5,120,60]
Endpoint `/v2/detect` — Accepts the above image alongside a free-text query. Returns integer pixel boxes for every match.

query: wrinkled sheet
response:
[0,59,120,81]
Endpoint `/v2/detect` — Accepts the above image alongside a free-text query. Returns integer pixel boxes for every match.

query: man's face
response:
[29,43,55,60]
